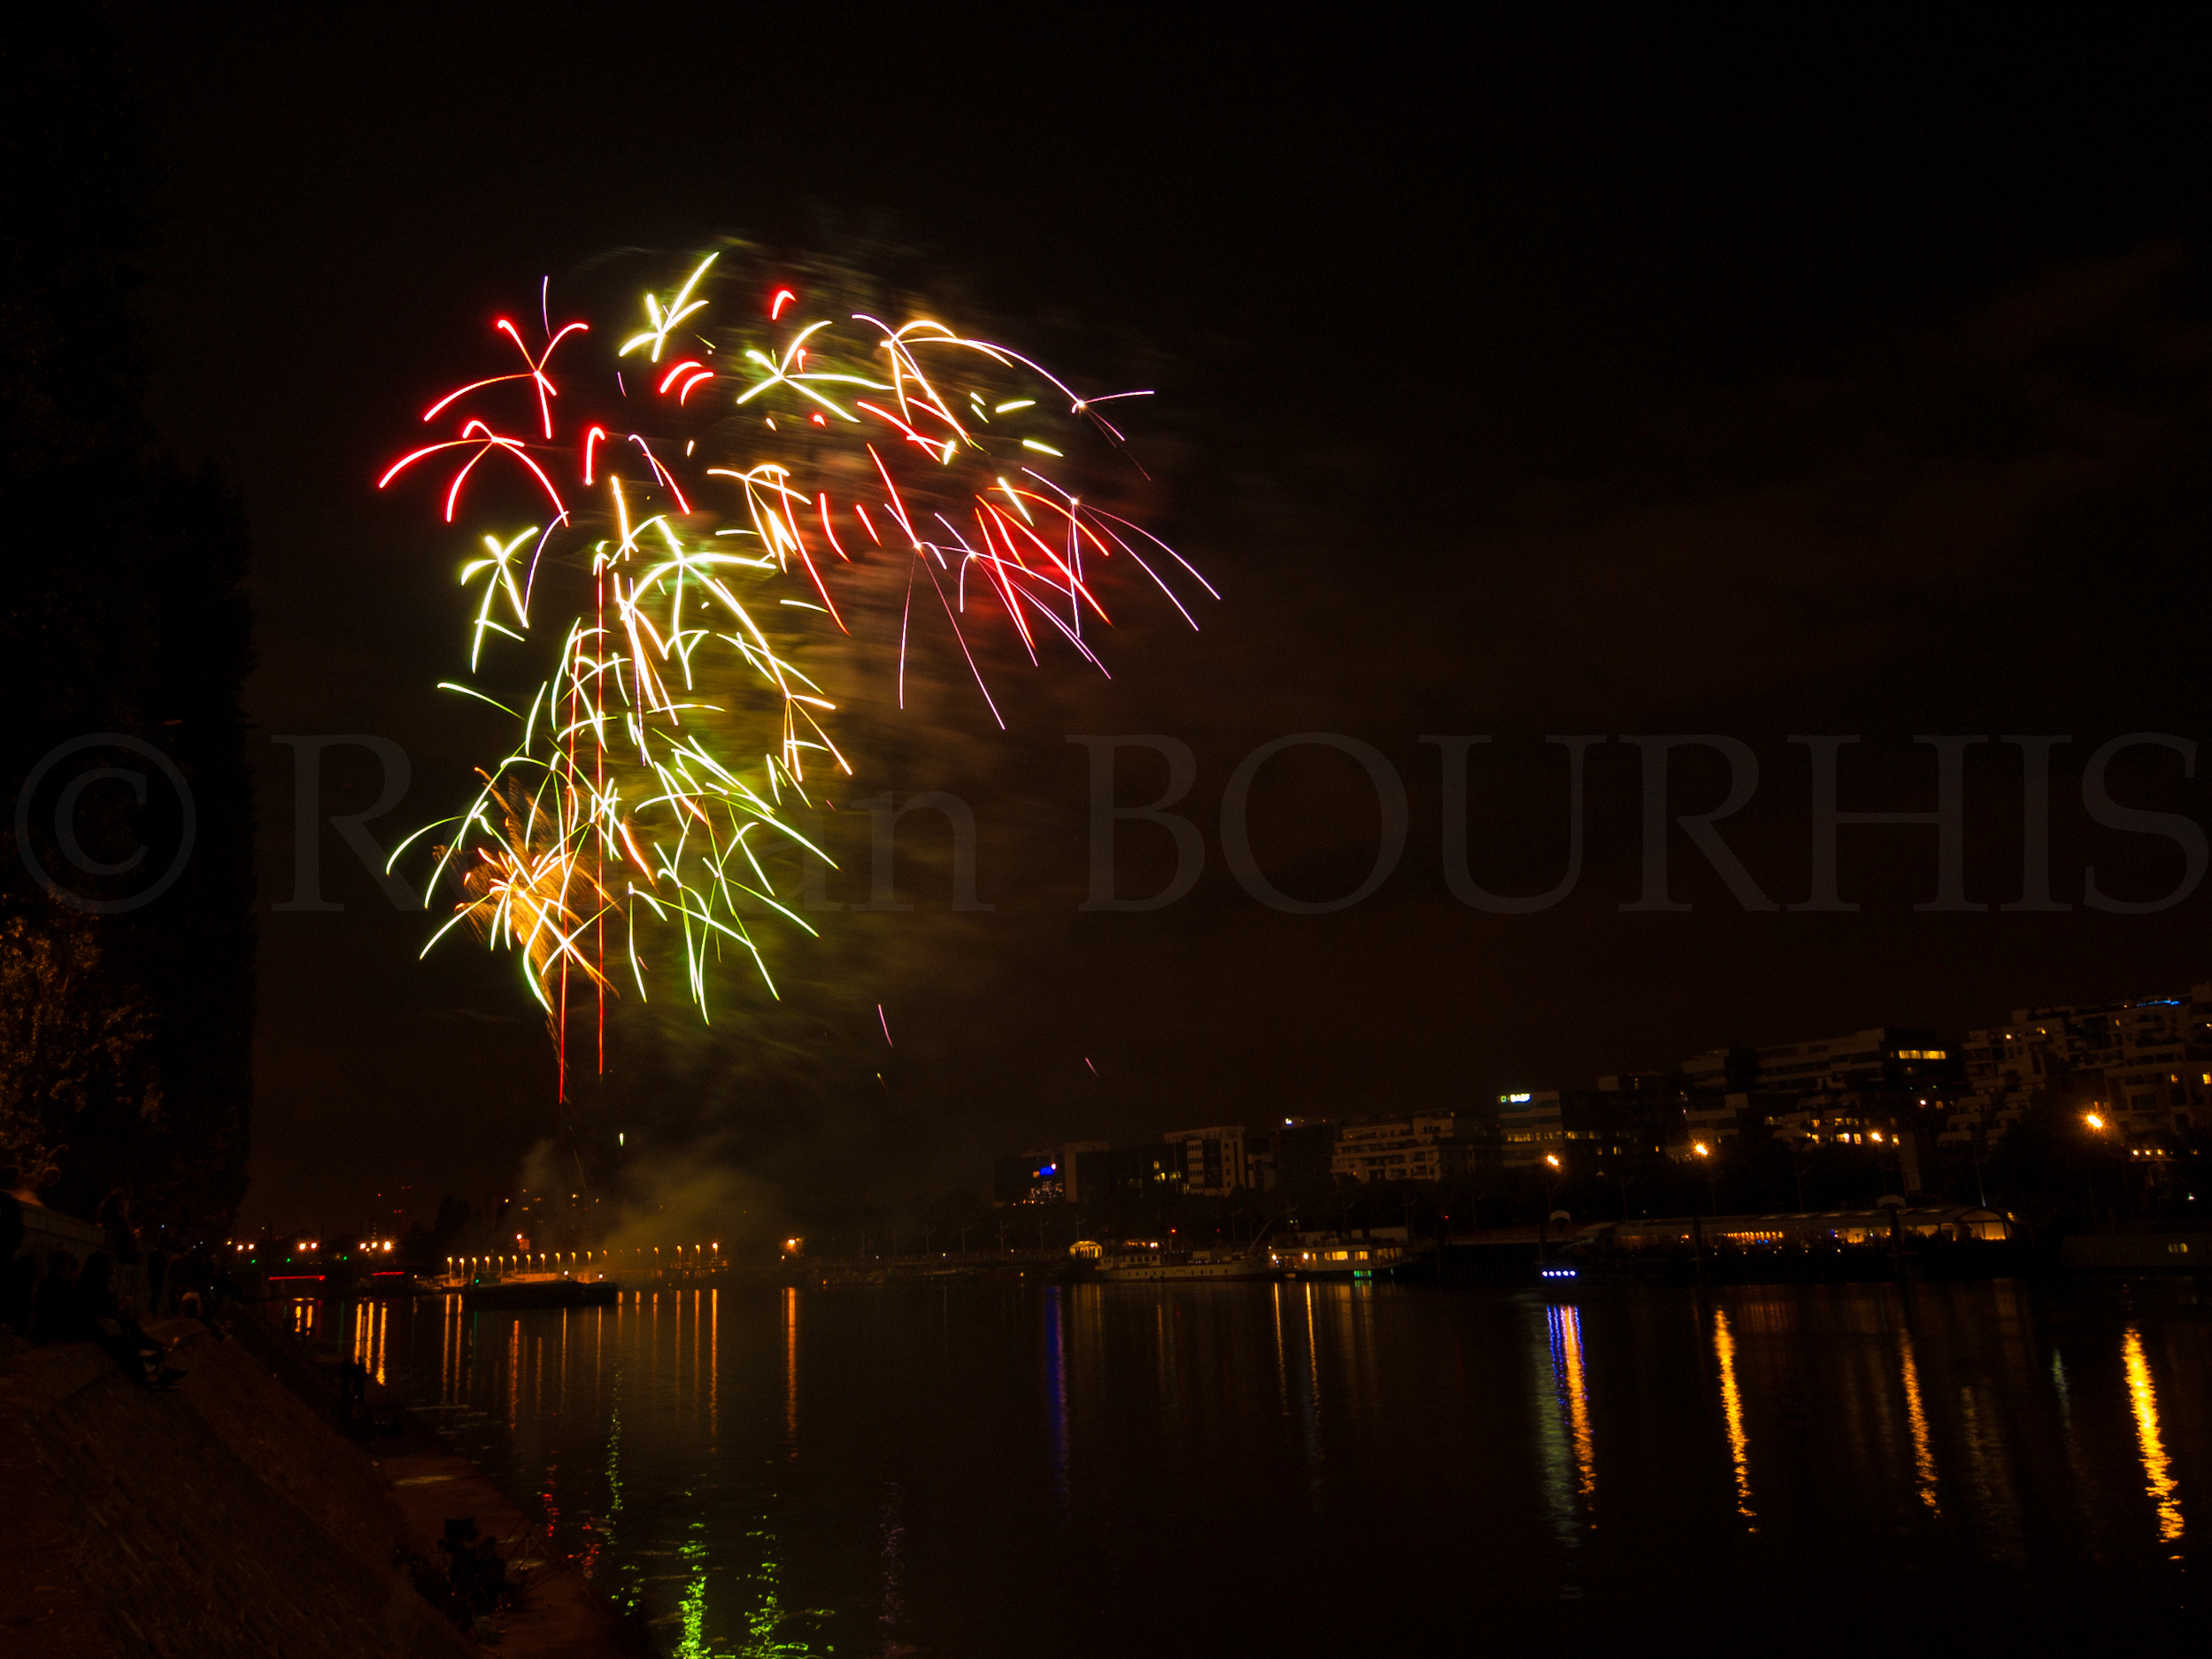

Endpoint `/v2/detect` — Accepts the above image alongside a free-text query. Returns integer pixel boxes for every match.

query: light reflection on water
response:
[1712,1304,1757,1529]
[351,1279,2202,1654]
[2123,1324,2185,1551]
[1534,1302,1595,1544]
[1898,1321,1939,1515]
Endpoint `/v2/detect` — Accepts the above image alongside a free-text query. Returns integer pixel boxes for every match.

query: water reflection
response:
[441,1293,462,1402]
[1269,1285,1287,1416]
[678,1524,709,1659]
[782,1287,798,1454]
[347,1280,2200,1654]
[876,1485,907,1644]
[1549,1305,1595,1503]
[1897,1324,1939,1515]
[2122,1326,2184,1550]
[1296,1285,1323,1507]
[1711,1306,1756,1531]
[1042,1287,1069,1518]
[1956,1378,2026,1562]
[1532,1303,1584,1543]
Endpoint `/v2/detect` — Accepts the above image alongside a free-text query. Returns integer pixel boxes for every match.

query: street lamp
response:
[1540,1154,1562,1260]
[1693,1142,1718,1215]
[2081,1109,2116,1223]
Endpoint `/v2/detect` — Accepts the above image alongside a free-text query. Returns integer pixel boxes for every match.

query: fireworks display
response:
[380,250,1214,1082]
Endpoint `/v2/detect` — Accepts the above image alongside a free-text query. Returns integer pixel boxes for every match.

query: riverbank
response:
[0,1310,644,1656]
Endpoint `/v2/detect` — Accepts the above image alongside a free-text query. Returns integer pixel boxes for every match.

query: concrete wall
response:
[0,1321,470,1658]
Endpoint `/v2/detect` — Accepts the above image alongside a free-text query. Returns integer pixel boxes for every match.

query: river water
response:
[333,1277,2202,1654]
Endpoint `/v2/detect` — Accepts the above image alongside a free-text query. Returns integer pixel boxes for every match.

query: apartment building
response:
[1945,986,2211,1149]
[1165,1125,1252,1197]
[1682,1091,1798,1147]
[1497,1091,1663,1169]
[1683,1029,1959,1099]
[1330,1115,1492,1183]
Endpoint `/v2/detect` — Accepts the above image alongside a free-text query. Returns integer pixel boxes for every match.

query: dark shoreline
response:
[0,1308,649,1657]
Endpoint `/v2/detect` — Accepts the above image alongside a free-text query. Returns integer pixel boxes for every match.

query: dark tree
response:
[0,14,255,1236]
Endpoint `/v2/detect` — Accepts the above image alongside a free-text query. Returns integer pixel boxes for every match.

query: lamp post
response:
[1693,1142,1718,1215]
[2084,1109,2111,1222]
[1540,1154,1561,1262]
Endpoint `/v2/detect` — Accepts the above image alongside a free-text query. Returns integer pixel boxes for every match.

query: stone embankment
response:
[0,1312,638,1657]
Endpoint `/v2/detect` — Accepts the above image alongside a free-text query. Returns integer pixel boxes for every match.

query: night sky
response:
[124,17,2212,1231]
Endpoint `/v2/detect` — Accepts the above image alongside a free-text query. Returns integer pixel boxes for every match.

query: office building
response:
[1497,1091,1663,1169]
[1945,985,2211,1149]
[991,1151,1065,1208]
[1060,1141,1109,1204]
[1683,1029,1959,1098]
[1071,1142,1187,1206]
[1330,1115,1494,1183]
[1165,1125,1251,1196]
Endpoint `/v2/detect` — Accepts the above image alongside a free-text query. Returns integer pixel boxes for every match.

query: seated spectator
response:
[474,1534,508,1602]
[96,1189,142,1264]
[79,1250,180,1386]
[338,1354,369,1424]
[32,1250,85,1341]
[168,1248,227,1336]
[395,1543,473,1632]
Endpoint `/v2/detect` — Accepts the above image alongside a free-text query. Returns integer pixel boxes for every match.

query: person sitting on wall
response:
[78,1249,181,1386]
[338,1353,369,1424]
[473,1534,511,1609]
[31,1250,83,1342]
[168,1247,227,1337]
[394,1543,474,1632]
[439,1517,481,1600]
[96,1189,142,1264]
